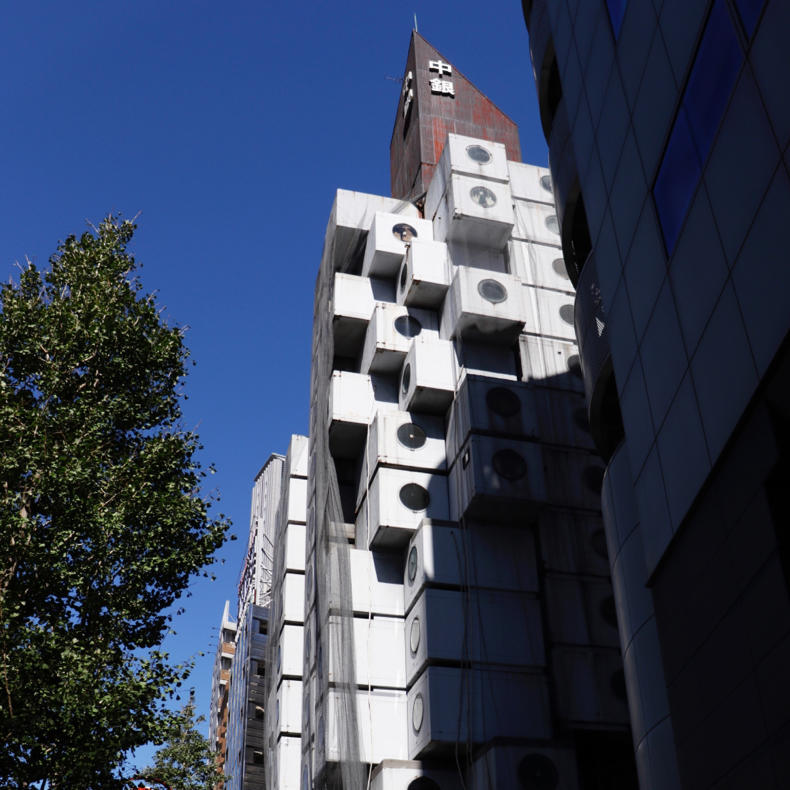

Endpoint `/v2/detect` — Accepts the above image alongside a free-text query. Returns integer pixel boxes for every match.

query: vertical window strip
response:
[653,0,742,252]
[606,0,628,38]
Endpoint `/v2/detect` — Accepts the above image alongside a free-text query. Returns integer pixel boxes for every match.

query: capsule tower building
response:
[263,32,639,789]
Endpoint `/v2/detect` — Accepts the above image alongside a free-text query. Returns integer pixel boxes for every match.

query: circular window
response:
[399,483,430,511]
[567,354,582,378]
[409,617,421,654]
[466,144,492,163]
[545,215,560,234]
[573,407,589,431]
[600,594,618,628]
[407,545,419,583]
[611,668,627,700]
[477,278,508,304]
[551,258,569,279]
[401,363,411,395]
[407,779,441,790]
[559,304,575,325]
[486,386,521,417]
[411,693,425,732]
[583,465,605,493]
[392,223,418,242]
[394,314,422,338]
[540,174,553,194]
[590,528,608,559]
[470,185,497,208]
[517,753,560,790]
[492,448,528,481]
[397,422,427,450]
[399,261,408,291]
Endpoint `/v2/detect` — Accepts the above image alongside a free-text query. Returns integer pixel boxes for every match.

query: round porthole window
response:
[600,594,618,628]
[517,753,560,790]
[583,465,605,493]
[411,693,425,732]
[568,354,582,378]
[399,261,408,291]
[470,185,497,208]
[401,363,412,395]
[545,215,560,234]
[466,144,492,163]
[399,483,430,511]
[590,528,608,559]
[407,545,419,583]
[492,448,528,481]
[477,278,508,304]
[392,222,418,242]
[552,258,570,279]
[611,668,627,700]
[486,386,521,417]
[394,315,422,338]
[540,174,554,193]
[409,617,421,654]
[397,422,426,450]
[407,779,441,790]
[559,304,575,325]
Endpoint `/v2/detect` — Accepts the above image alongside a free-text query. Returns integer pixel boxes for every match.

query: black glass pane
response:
[683,0,742,162]
[517,753,560,790]
[654,107,702,252]
[734,0,763,37]
[407,779,441,790]
[392,223,418,242]
[492,448,528,481]
[401,363,411,394]
[394,314,422,338]
[466,144,492,164]
[397,422,427,449]
[486,386,521,417]
[407,545,418,582]
[399,483,430,511]
[477,278,508,303]
[606,0,627,38]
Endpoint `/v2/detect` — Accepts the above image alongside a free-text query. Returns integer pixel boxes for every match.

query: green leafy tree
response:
[0,217,228,787]
[138,697,220,790]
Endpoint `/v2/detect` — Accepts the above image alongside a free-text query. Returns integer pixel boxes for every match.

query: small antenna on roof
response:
[413,13,418,32]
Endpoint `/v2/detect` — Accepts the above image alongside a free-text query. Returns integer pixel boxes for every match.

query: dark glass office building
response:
[523,1,790,788]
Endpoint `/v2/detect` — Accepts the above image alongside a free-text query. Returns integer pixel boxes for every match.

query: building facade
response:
[524,1,790,787]
[267,32,637,790]
[209,600,237,784]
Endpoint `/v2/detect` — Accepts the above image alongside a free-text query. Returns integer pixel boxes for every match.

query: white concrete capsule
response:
[357,466,449,550]
[440,266,526,344]
[403,520,539,614]
[362,212,434,278]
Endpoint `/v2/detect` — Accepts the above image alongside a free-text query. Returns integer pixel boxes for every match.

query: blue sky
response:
[1,0,547,769]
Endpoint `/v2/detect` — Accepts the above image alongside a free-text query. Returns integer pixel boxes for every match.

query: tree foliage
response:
[138,697,220,790]
[0,217,228,787]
